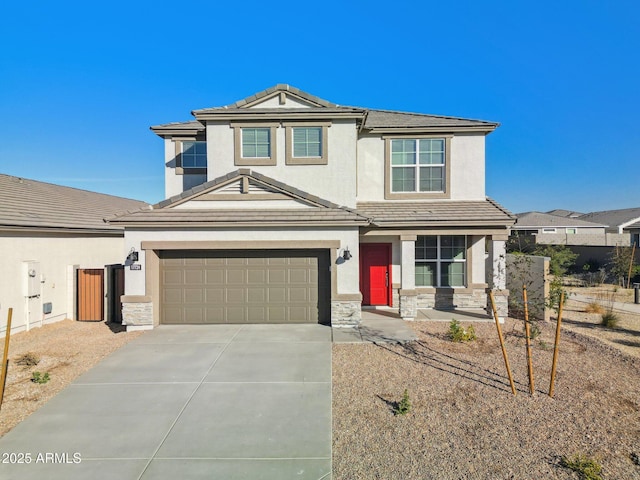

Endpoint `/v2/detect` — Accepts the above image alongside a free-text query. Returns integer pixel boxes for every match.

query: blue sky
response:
[1,0,638,214]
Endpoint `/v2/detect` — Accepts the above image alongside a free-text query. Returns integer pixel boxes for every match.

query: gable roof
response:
[152,84,499,136]
[108,169,369,227]
[514,211,606,229]
[223,84,337,109]
[578,207,640,231]
[0,174,148,233]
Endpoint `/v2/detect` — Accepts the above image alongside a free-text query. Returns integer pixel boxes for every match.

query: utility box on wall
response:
[22,261,41,298]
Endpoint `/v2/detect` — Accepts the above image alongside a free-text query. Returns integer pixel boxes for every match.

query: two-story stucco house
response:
[108,85,514,330]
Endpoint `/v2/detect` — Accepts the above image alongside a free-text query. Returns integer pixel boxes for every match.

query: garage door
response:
[160,250,330,324]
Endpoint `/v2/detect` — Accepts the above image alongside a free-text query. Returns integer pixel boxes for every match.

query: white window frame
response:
[566,228,577,234]
[542,228,557,234]
[284,122,329,165]
[415,235,467,288]
[232,123,278,166]
[384,135,451,200]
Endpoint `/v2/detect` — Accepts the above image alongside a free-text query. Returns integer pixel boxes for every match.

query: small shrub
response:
[560,454,602,480]
[31,372,50,384]
[16,352,40,367]
[528,320,541,340]
[601,311,619,328]
[584,302,605,314]
[393,389,411,416]
[538,340,551,351]
[448,319,476,342]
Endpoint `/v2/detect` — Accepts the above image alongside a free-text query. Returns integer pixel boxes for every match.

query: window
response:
[391,138,445,192]
[293,127,322,157]
[415,235,466,287]
[284,122,329,165]
[181,141,207,168]
[385,136,451,199]
[566,228,577,234]
[242,128,271,158]
[542,228,557,234]
[232,123,278,166]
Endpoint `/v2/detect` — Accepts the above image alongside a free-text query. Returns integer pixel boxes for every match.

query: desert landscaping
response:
[0,288,638,479]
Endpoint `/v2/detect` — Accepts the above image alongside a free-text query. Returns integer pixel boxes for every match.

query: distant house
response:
[512,212,607,242]
[511,208,640,270]
[579,208,640,247]
[0,174,147,336]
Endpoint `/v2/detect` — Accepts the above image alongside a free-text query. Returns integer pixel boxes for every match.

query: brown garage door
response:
[160,250,330,324]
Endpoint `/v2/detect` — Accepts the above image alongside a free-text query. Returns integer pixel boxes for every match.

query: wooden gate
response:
[78,269,104,321]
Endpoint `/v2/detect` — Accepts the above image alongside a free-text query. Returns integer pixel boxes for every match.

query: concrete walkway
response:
[0,324,332,480]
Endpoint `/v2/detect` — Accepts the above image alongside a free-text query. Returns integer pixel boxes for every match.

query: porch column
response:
[399,235,417,320]
[487,238,508,319]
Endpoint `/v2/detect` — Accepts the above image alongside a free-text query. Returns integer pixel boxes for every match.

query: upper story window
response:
[415,235,466,287]
[384,136,451,199]
[242,128,271,158]
[174,139,207,175]
[284,122,329,165]
[232,123,278,166]
[181,141,207,168]
[392,139,444,192]
[294,127,322,157]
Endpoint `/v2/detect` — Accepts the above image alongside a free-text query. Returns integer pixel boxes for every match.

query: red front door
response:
[360,244,391,306]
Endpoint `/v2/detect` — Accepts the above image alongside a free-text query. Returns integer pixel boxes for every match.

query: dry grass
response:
[584,301,605,314]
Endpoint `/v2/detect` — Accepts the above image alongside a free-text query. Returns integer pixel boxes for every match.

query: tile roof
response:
[224,84,337,109]
[362,109,499,130]
[161,84,499,133]
[108,169,369,226]
[356,199,514,227]
[151,169,350,211]
[578,207,640,229]
[0,174,148,232]
[107,208,367,226]
[149,120,205,134]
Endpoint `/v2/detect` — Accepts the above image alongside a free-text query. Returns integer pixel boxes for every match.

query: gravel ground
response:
[0,320,144,437]
[333,317,640,479]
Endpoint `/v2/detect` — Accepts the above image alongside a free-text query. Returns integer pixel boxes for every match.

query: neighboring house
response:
[512,211,607,241]
[0,174,147,336]
[511,208,640,270]
[579,207,640,246]
[108,84,514,330]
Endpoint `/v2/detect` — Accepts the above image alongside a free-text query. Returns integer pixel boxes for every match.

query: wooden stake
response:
[549,291,565,397]
[522,285,535,395]
[489,291,517,395]
[0,308,13,411]
[626,242,636,289]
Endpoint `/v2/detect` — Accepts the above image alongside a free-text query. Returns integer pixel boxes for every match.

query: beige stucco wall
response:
[205,119,358,208]
[0,233,125,336]
[123,227,361,298]
[356,133,486,202]
[535,232,629,246]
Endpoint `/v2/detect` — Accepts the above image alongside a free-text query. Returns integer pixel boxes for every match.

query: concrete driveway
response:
[0,324,332,480]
